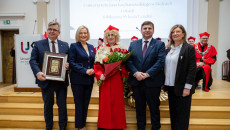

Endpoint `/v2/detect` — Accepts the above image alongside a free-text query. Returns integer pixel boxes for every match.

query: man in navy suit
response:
[127,21,166,130]
[30,21,69,130]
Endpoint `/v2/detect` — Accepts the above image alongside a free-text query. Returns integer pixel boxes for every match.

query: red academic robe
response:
[94,45,103,54]
[94,43,128,129]
[193,43,217,91]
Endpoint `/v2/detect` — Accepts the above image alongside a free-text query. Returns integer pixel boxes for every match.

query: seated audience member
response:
[94,38,103,54]
[131,36,138,42]
[188,36,196,45]
[192,32,217,92]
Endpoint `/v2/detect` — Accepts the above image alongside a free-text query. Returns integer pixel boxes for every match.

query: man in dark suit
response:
[30,21,69,130]
[127,21,166,130]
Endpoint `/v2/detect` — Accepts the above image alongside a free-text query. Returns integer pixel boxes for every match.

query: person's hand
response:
[86,69,94,76]
[182,88,190,97]
[141,73,150,79]
[36,72,46,81]
[135,72,144,81]
[197,62,205,67]
[65,62,69,70]
[100,74,106,80]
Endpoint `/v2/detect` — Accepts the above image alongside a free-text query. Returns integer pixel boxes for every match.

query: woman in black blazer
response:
[164,25,196,130]
[69,25,95,130]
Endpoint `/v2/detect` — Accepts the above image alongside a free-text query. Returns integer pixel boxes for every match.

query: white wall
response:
[0,0,37,34]
[0,0,37,82]
[216,0,230,79]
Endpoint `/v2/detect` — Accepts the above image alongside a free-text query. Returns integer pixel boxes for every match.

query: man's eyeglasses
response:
[47,28,59,32]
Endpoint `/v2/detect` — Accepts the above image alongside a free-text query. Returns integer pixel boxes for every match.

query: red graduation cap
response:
[199,32,210,37]
[131,36,138,40]
[104,25,119,32]
[156,37,161,41]
[188,36,196,41]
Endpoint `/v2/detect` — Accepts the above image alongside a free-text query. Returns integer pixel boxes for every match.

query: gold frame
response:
[42,52,68,81]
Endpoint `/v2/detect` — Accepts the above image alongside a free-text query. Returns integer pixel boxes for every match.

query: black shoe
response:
[60,127,66,130]
[46,127,52,130]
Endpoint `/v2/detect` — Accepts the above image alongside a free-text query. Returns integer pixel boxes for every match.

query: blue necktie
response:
[143,41,148,58]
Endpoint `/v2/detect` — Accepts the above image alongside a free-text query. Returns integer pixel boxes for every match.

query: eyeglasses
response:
[47,28,59,32]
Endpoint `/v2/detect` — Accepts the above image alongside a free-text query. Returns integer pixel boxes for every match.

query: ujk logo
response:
[21,42,35,54]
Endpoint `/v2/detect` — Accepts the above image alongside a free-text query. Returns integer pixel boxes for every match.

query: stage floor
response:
[0,78,230,99]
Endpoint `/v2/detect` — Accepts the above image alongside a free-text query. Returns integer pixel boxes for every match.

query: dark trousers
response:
[132,85,161,130]
[167,86,192,130]
[71,84,93,128]
[41,82,68,128]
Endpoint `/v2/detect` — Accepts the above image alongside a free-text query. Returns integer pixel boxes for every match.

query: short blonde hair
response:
[167,24,187,48]
[104,30,120,44]
[75,25,90,42]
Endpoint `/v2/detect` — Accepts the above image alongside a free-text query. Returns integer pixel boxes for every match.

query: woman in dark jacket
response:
[164,24,196,130]
[69,25,95,130]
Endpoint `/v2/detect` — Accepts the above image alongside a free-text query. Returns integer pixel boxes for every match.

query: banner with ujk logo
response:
[15,34,42,88]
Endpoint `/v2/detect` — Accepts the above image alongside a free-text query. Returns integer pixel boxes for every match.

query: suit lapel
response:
[175,43,186,81]
[136,40,143,62]
[57,40,64,53]
[43,39,50,52]
[78,42,89,57]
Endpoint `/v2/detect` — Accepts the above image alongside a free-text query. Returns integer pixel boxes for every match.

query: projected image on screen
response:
[70,0,187,39]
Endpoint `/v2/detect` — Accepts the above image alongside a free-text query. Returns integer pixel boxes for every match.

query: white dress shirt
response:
[48,38,59,53]
[164,44,192,89]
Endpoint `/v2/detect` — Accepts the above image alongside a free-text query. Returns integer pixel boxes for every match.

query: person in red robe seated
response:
[188,36,196,45]
[131,36,138,42]
[192,32,217,92]
[94,25,128,130]
[94,38,103,54]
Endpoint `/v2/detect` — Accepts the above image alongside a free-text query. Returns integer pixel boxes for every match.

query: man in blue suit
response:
[30,22,69,130]
[127,21,166,130]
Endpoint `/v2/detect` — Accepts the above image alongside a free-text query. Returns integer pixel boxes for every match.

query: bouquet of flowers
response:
[97,48,134,86]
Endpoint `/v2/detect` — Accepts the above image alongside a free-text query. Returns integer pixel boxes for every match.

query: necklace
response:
[195,43,211,59]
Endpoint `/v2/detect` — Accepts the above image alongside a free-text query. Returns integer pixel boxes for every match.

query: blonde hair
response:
[167,24,187,49]
[104,30,120,44]
[75,25,90,42]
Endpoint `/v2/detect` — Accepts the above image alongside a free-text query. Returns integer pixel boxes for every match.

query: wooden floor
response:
[1,78,230,99]
[0,78,230,130]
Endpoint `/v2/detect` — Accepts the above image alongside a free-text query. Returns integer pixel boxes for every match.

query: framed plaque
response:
[42,52,68,81]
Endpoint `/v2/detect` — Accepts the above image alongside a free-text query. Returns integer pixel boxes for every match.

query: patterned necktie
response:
[142,41,148,58]
[51,41,56,53]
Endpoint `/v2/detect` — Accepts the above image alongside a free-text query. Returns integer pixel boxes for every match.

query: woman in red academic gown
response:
[94,25,128,130]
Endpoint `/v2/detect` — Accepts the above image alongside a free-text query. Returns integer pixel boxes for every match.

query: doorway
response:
[1,30,19,84]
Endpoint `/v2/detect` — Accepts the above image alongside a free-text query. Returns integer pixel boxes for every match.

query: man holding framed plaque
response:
[30,21,69,130]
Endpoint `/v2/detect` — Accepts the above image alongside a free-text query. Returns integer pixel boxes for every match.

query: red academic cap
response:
[188,36,196,41]
[104,25,119,32]
[199,32,210,37]
[156,37,161,41]
[98,38,103,42]
[131,36,138,40]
